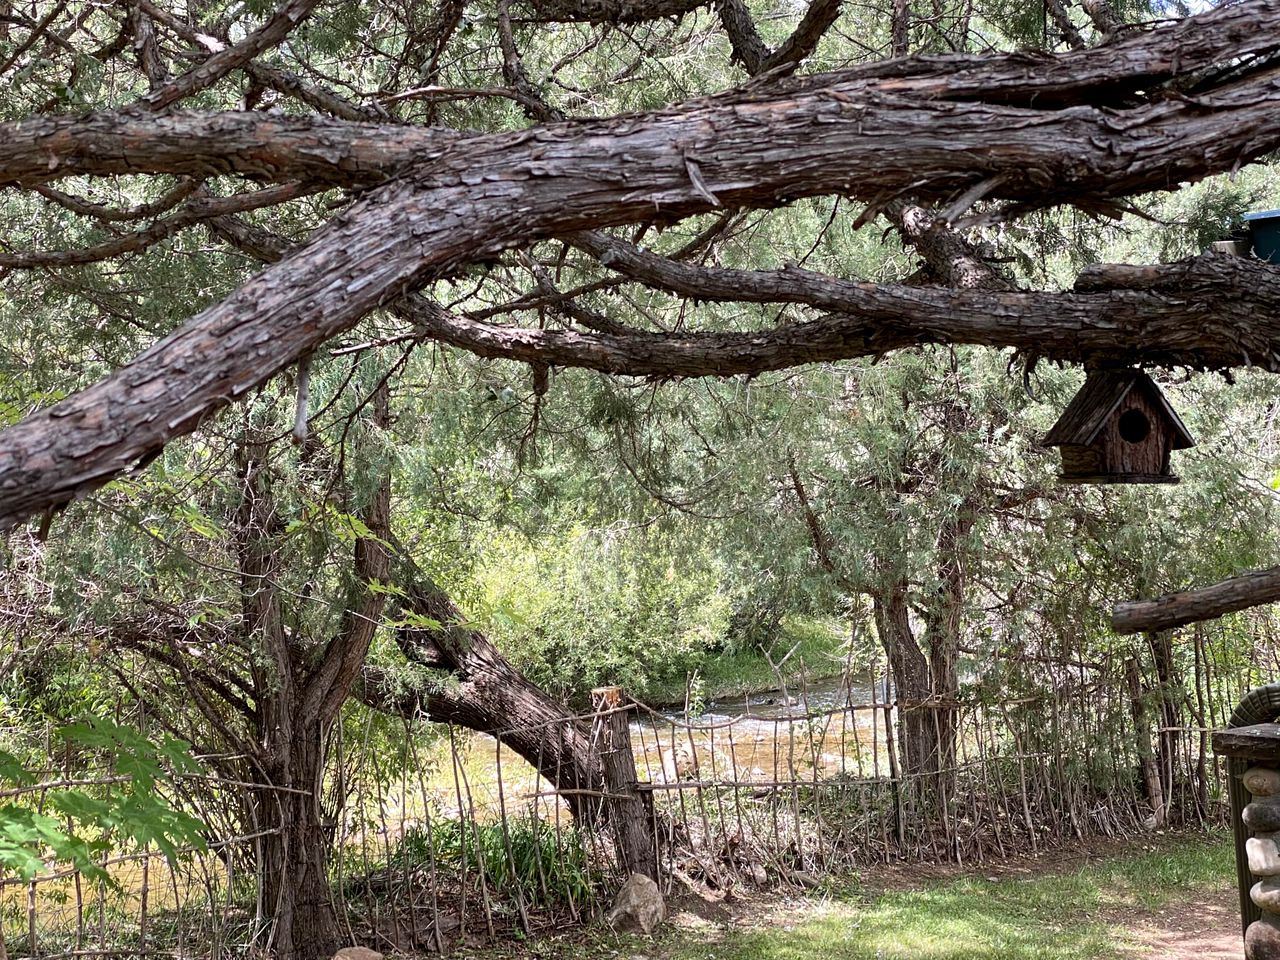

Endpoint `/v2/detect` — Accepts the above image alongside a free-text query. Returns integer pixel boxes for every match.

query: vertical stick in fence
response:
[629,713,667,897]
[998,698,1037,852]
[139,851,150,948]
[25,880,35,959]
[73,869,83,952]
[406,727,446,953]
[974,708,1006,859]
[450,726,496,939]
[589,687,657,880]
[724,720,747,874]
[97,871,105,952]
[493,739,531,934]
[880,673,904,851]
[528,729,554,913]
[702,716,735,884]
[171,857,186,959]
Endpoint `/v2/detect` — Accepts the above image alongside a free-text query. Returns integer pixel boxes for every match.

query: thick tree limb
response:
[716,0,771,74]
[4,1,1280,189]
[0,111,462,187]
[397,251,1280,377]
[354,543,605,819]
[1112,567,1280,635]
[5,4,1280,531]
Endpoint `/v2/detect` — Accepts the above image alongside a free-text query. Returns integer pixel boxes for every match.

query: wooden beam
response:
[1213,723,1280,762]
[1112,566,1280,635]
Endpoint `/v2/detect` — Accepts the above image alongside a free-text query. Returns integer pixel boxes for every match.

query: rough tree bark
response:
[872,581,938,797]
[4,2,1280,531]
[1112,566,1280,634]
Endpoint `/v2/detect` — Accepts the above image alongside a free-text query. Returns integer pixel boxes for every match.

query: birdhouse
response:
[1041,369,1194,484]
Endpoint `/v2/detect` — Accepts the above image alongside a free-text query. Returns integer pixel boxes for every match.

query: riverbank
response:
[455,831,1238,960]
[642,615,852,710]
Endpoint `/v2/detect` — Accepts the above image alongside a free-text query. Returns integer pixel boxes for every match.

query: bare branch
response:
[139,0,325,112]
[1112,567,1280,635]
[2,182,318,269]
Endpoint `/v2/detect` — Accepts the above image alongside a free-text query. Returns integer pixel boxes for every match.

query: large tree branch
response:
[4,5,1280,530]
[3,1,1279,189]
[1112,567,1280,635]
[0,111,462,187]
[214,212,1280,382]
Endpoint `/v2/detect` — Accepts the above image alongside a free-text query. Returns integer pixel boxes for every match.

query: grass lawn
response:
[462,833,1238,960]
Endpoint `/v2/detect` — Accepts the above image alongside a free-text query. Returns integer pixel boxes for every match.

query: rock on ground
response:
[332,948,383,960]
[607,873,666,936]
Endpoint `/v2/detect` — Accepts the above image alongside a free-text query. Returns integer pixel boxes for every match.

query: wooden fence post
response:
[590,686,658,880]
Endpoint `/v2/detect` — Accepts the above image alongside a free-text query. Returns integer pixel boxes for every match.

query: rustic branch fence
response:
[0,634,1261,957]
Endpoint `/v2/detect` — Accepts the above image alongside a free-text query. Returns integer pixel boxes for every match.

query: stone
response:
[1248,916,1280,960]
[1244,767,1280,797]
[1248,799,1280,833]
[606,872,666,935]
[332,949,383,960]
[1255,879,1280,913]
[1249,835,1280,876]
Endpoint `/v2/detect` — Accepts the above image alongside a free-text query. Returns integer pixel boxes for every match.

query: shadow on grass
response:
[670,834,1233,960]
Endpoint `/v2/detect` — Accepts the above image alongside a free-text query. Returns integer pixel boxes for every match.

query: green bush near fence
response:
[393,814,599,908]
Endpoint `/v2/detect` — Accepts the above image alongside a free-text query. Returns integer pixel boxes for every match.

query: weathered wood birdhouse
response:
[1041,369,1194,484]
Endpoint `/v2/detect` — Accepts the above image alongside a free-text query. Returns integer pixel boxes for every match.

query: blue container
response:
[1244,209,1280,264]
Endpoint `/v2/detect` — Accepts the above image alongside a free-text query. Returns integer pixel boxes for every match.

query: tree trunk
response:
[1125,656,1166,829]
[873,583,936,802]
[257,725,341,960]
[920,509,973,802]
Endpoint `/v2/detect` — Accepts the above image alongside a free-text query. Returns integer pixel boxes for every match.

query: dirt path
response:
[1122,883,1242,960]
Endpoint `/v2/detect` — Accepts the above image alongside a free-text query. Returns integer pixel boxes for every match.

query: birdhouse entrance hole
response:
[1118,409,1150,444]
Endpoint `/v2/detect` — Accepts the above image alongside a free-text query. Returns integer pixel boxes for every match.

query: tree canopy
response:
[4,0,1280,540]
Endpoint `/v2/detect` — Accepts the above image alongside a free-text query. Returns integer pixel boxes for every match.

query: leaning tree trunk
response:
[358,577,607,822]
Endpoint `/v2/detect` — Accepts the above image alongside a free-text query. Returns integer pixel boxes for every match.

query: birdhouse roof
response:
[1041,369,1194,450]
